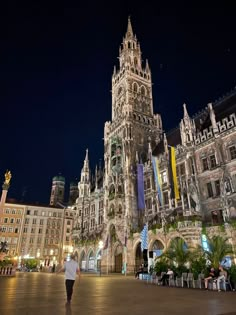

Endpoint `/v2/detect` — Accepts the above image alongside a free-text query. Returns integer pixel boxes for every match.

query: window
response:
[39,228,42,234]
[34,210,38,216]
[33,219,37,224]
[161,171,167,184]
[210,154,217,168]
[14,228,18,233]
[10,218,14,224]
[31,228,35,233]
[163,192,169,205]
[8,227,13,233]
[16,218,21,224]
[30,237,34,244]
[23,228,27,233]
[40,219,44,225]
[202,158,208,171]
[25,218,29,224]
[67,220,71,225]
[66,228,70,233]
[207,182,213,198]
[26,210,30,215]
[229,146,236,160]
[4,218,8,223]
[215,180,221,196]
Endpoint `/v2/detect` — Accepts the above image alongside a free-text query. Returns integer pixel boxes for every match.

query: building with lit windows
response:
[71,18,236,274]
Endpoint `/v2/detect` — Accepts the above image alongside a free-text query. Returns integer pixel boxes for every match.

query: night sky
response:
[1,1,235,204]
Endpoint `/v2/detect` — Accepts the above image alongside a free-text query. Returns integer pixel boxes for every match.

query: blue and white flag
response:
[140,223,148,252]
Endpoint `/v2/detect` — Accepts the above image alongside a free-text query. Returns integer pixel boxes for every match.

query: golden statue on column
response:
[4,170,12,185]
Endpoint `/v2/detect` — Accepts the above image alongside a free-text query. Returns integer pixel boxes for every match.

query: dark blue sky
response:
[1,1,235,204]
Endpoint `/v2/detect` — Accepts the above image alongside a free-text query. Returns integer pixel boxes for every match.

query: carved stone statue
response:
[188,183,200,212]
[4,170,12,185]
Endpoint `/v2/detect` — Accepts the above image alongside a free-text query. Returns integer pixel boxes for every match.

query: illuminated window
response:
[161,171,167,183]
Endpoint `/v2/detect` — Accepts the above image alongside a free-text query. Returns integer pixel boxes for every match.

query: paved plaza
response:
[0,273,235,315]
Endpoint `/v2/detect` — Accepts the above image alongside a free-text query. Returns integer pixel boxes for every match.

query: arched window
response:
[141,86,146,96]
[134,57,138,66]
[133,82,138,93]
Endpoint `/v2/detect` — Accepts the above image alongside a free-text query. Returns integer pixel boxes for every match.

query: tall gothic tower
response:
[104,18,162,230]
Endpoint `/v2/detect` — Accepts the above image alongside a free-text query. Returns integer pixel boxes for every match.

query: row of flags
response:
[137,146,180,209]
[138,146,179,251]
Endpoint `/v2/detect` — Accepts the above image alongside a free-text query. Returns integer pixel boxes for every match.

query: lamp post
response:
[98,240,103,277]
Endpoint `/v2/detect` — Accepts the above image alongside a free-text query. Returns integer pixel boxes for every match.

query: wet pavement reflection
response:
[0,273,235,315]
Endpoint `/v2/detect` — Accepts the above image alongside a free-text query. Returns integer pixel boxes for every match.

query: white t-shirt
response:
[64,260,79,280]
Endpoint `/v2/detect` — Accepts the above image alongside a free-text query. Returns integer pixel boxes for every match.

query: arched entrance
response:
[114,245,123,273]
[88,250,95,271]
[80,251,86,271]
[135,242,143,272]
[151,240,164,259]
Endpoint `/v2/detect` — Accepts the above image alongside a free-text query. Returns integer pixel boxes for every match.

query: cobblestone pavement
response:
[0,273,235,315]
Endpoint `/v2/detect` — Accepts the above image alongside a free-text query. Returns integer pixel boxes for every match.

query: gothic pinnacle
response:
[126,16,134,38]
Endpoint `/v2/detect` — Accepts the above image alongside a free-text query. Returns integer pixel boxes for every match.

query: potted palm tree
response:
[203,236,233,269]
[228,265,236,290]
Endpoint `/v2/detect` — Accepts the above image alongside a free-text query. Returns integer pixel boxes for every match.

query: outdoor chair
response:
[194,273,205,289]
[146,273,157,284]
[176,272,188,287]
[156,272,166,285]
[167,274,175,287]
[187,273,194,288]
[225,275,233,291]
[208,279,217,290]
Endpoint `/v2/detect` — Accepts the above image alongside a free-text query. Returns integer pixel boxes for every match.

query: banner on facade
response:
[152,156,163,206]
[137,164,145,211]
[168,146,180,200]
[140,223,148,252]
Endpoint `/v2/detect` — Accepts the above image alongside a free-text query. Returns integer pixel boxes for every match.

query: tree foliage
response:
[204,236,233,269]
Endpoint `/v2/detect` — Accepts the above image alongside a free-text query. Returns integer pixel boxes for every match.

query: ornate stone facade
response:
[71,18,236,273]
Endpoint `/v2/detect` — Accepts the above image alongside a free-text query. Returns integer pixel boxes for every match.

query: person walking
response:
[57,254,80,306]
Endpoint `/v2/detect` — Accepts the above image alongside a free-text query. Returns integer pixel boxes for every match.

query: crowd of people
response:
[137,263,232,291]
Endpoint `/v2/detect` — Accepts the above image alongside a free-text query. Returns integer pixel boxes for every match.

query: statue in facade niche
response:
[188,183,200,212]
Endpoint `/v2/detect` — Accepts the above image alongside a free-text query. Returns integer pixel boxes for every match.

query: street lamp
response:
[98,240,103,277]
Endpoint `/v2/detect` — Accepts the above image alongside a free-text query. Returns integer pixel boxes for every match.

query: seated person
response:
[217,265,227,292]
[160,268,174,286]
[204,267,216,289]
[135,264,144,279]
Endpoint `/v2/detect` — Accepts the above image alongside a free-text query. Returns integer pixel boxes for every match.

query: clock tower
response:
[104,17,162,234]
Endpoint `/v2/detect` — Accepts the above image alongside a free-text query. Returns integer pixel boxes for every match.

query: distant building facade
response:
[0,203,74,267]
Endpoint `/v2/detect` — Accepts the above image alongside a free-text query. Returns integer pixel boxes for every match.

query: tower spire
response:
[126,16,134,38]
